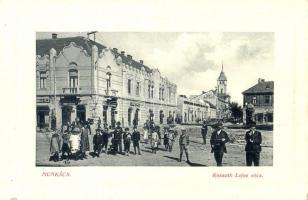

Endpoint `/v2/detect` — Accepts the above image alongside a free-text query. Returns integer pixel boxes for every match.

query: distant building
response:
[242,78,274,125]
[176,95,216,124]
[190,65,231,120]
[36,34,177,130]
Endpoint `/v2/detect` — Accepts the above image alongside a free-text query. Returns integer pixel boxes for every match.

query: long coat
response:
[245,130,262,152]
[50,133,61,154]
[80,127,90,152]
[210,130,230,153]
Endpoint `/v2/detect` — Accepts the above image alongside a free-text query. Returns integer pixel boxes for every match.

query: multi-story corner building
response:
[189,66,231,120]
[176,95,216,124]
[36,34,177,130]
[242,78,274,125]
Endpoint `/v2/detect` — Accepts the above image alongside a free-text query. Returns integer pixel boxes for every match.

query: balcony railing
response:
[62,87,79,95]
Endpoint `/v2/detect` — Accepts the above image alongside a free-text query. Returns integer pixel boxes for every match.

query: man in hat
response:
[112,121,123,154]
[80,123,90,159]
[245,122,262,166]
[201,121,208,146]
[93,128,103,157]
[101,124,109,154]
[123,127,132,156]
[131,126,141,155]
[210,122,230,166]
[178,128,190,163]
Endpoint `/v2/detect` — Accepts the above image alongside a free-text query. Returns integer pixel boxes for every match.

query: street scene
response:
[36,32,274,166]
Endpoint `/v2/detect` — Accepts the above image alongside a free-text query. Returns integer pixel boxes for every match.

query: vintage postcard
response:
[0,0,307,200]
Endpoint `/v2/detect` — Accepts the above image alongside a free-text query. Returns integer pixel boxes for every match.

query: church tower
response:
[217,63,227,95]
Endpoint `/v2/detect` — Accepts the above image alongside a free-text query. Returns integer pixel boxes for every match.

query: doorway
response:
[77,105,86,124]
[62,106,72,125]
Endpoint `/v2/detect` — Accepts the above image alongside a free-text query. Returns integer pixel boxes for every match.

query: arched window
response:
[106,72,111,89]
[39,72,47,89]
[69,69,78,93]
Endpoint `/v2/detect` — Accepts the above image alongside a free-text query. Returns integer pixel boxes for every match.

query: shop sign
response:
[37,97,50,103]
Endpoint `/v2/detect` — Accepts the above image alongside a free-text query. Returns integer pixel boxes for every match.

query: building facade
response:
[189,66,231,120]
[242,79,274,125]
[176,95,216,124]
[36,34,177,130]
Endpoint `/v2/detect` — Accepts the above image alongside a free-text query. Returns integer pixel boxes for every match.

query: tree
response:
[229,102,243,122]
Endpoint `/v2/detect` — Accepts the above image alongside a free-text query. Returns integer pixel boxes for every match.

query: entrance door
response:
[62,106,72,125]
[77,105,86,124]
[128,108,132,126]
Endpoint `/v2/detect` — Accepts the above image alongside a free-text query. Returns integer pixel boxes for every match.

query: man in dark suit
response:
[245,122,262,166]
[178,128,190,163]
[210,122,230,166]
[201,121,208,145]
[112,121,123,154]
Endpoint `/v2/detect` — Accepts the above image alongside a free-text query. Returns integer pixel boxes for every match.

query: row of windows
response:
[38,70,176,102]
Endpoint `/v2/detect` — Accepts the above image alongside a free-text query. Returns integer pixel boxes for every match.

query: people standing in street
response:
[151,127,159,154]
[49,130,61,162]
[143,121,149,144]
[178,128,190,163]
[131,126,141,155]
[163,127,169,150]
[123,128,132,156]
[69,127,81,160]
[112,121,123,155]
[167,128,175,152]
[245,122,262,166]
[93,129,103,157]
[61,130,71,161]
[201,121,208,146]
[210,122,230,166]
[101,124,109,154]
[80,123,90,159]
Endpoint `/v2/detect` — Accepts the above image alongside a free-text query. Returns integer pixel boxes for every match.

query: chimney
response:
[121,51,125,56]
[258,78,265,83]
[52,33,57,39]
[113,48,118,53]
[140,60,143,64]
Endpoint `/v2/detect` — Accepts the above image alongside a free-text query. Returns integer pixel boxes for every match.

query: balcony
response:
[62,87,80,95]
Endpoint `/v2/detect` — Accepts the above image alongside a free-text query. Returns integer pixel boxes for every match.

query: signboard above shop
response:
[36,97,50,103]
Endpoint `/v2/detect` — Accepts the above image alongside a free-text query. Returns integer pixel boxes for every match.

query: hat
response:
[181,128,186,132]
[125,127,129,131]
[116,121,121,125]
[248,121,256,128]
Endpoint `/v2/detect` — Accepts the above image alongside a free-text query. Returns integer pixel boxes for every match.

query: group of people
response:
[49,118,263,166]
[201,121,262,166]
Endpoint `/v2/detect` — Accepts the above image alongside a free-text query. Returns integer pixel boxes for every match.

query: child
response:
[123,127,132,156]
[167,130,175,152]
[151,127,159,154]
[93,129,103,157]
[49,130,61,162]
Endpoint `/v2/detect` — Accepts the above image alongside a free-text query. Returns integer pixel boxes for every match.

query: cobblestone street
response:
[36,126,273,167]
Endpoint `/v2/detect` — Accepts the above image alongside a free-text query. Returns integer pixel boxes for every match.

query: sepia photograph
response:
[36,32,274,167]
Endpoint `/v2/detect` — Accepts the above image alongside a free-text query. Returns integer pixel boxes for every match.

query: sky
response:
[37,32,274,105]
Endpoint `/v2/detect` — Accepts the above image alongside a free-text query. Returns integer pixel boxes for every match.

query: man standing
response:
[101,124,109,154]
[201,121,208,145]
[245,122,262,166]
[93,129,103,157]
[80,123,90,159]
[210,122,230,166]
[178,128,190,163]
[113,121,123,154]
[131,126,141,155]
